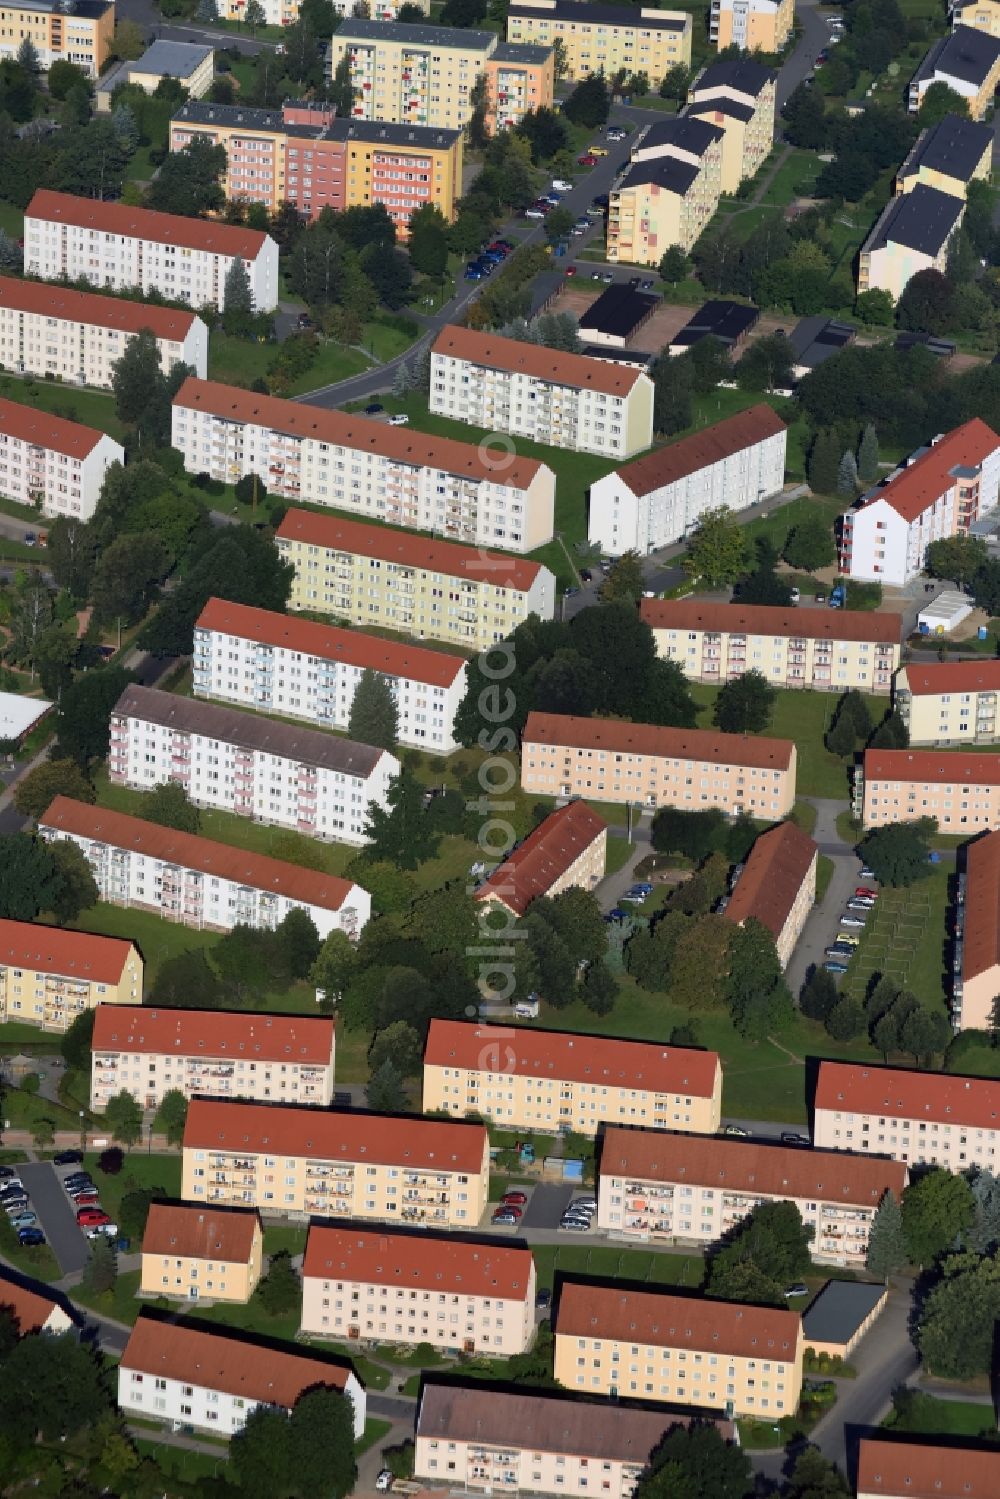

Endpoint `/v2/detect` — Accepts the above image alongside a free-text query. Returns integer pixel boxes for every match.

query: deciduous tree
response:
[902,1168,975,1265]
[713,668,776,734]
[858,818,936,887]
[157,1089,188,1148]
[104,1089,143,1147]
[683,506,752,586]
[13,759,94,822]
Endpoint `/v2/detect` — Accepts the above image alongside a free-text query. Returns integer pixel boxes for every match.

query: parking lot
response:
[484,1181,601,1237]
[16,1161,91,1275]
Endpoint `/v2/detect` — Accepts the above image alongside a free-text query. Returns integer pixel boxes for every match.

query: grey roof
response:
[579,283,659,339]
[133,39,214,77]
[582,345,655,367]
[112,686,386,779]
[671,299,759,348]
[509,0,689,29]
[787,316,855,369]
[492,40,553,63]
[323,118,462,147]
[638,114,725,158]
[416,1383,736,1461]
[334,17,494,49]
[686,96,755,124]
[862,182,964,257]
[801,1280,887,1346]
[896,329,956,357]
[620,155,701,196]
[690,56,775,98]
[914,23,1000,87]
[898,112,993,184]
[171,101,461,148]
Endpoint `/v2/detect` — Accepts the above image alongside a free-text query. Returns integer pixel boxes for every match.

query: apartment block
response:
[0,919,141,1034]
[710,0,794,53]
[423,1019,723,1137]
[723,820,817,969]
[521,711,797,818]
[430,325,654,460]
[687,58,776,193]
[108,684,397,847]
[414,1384,738,1499]
[590,404,787,555]
[90,1004,337,1112]
[276,508,555,651]
[0,276,208,387]
[0,1270,72,1336]
[854,747,1000,832]
[643,597,901,694]
[909,24,1000,118]
[181,1098,490,1228]
[608,116,724,263]
[217,0,428,22]
[858,1436,1000,1499]
[327,21,553,134]
[192,597,468,756]
[954,829,1000,1031]
[301,1226,535,1355]
[172,376,555,554]
[857,183,965,302]
[140,1204,264,1305]
[473,801,607,918]
[597,1127,906,1267]
[894,661,1000,744]
[39,796,371,941]
[814,1058,1000,1171]
[895,112,993,200]
[951,0,1000,37]
[838,420,1000,586]
[507,0,692,84]
[24,191,278,314]
[119,1312,366,1437]
[170,101,463,233]
[0,0,113,75]
[0,394,123,523]
[554,1281,803,1418]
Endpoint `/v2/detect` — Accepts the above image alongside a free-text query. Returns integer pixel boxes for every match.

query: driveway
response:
[17,1161,90,1277]
[784,798,864,998]
[777,0,832,110]
[520,1183,575,1230]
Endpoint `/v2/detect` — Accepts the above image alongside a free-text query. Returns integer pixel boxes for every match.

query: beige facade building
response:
[894,660,1000,745]
[182,1098,490,1228]
[507,0,692,83]
[276,508,555,652]
[90,1004,336,1112]
[0,0,113,76]
[952,0,1000,36]
[687,59,776,193]
[711,0,794,53]
[521,711,797,818]
[301,1225,535,1355]
[857,1436,1000,1499]
[0,920,142,1033]
[955,829,1000,1031]
[608,116,724,263]
[423,1019,723,1137]
[723,820,817,969]
[896,113,993,200]
[554,1281,804,1419]
[414,1384,738,1499]
[597,1127,907,1267]
[855,747,1000,832]
[643,598,901,695]
[909,25,1000,118]
[430,324,654,461]
[473,801,607,918]
[858,183,965,302]
[140,1203,264,1305]
[814,1059,1000,1171]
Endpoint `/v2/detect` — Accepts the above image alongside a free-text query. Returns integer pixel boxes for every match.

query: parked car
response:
[571,1197,598,1212]
[70,1190,100,1205]
[84,1223,119,1239]
[552,178,573,192]
[860,865,875,879]
[502,1190,528,1206]
[376,1473,394,1494]
[388,414,409,426]
[836,933,861,946]
[77,1208,110,1226]
[848,897,875,910]
[17,1228,45,1247]
[620,888,646,903]
[588,145,609,156]
[0,1166,18,1179]
[53,1151,83,1166]
[536,1288,552,1310]
[2,1195,29,1212]
[856,886,878,898]
[8,1211,36,1229]
[781,1133,809,1146]
[0,1183,26,1200]
[724,1124,749,1137]
[565,265,577,277]
[364,404,383,416]
[23,532,35,547]
[784,1284,809,1299]
[824,961,849,974]
[578,153,598,166]
[0,1175,22,1190]
[492,1210,518,1226]
[464,263,484,280]
[523,206,545,219]
[826,944,854,959]
[841,915,867,929]
[560,1217,590,1232]
[790,587,801,604]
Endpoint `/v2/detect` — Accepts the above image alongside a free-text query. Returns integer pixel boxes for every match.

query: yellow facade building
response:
[0,920,142,1033]
[140,1203,264,1305]
[952,0,1000,37]
[909,25,1000,119]
[506,0,692,84]
[857,183,964,302]
[608,116,724,262]
[710,0,794,54]
[855,746,1000,832]
[423,1019,723,1137]
[687,58,776,193]
[0,0,113,76]
[554,1281,804,1419]
[896,112,993,200]
[894,660,1000,745]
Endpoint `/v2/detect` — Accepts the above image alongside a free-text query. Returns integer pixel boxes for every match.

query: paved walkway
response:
[785,796,860,998]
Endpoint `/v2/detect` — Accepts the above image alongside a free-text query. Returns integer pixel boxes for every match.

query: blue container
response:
[979,626,989,640]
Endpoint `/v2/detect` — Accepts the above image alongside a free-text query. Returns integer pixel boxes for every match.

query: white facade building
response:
[25,191,279,313]
[108,685,396,846]
[172,376,554,554]
[193,596,467,755]
[589,402,787,555]
[0,394,123,521]
[0,275,208,387]
[39,794,371,940]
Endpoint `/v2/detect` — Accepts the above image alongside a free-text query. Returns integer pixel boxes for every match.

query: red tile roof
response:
[556,1282,801,1361]
[473,801,607,916]
[901,660,1000,695]
[857,1436,1000,1497]
[175,377,546,490]
[121,1311,351,1409]
[962,831,1000,982]
[600,1126,906,1206]
[815,1059,1000,1130]
[0,275,200,340]
[40,796,360,913]
[424,1019,721,1098]
[642,597,901,646]
[0,395,109,461]
[523,710,795,771]
[183,1097,489,1173]
[863,748,1000,786]
[0,1271,68,1336]
[432,323,646,397]
[92,1003,335,1065]
[855,419,1000,523]
[723,820,818,942]
[276,508,546,591]
[0,917,136,984]
[142,1203,261,1264]
[27,191,269,260]
[303,1225,533,1300]
[195,597,467,689]
[615,404,785,497]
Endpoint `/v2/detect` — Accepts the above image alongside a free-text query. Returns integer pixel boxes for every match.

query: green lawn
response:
[187,1292,301,1346]
[133,1439,229,1483]
[208,332,372,394]
[357,1418,393,1456]
[0,1023,63,1051]
[82,1150,183,1241]
[0,375,126,442]
[73,1267,144,1326]
[61,902,219,988]
[262,1223,309,1258]
[757,149,823,208]
[0,203,24,238]
[605,834,635,876]
[838,868,952,1013]
[532,1244,703,1292]
[0,1199,62,1281]
[883,1395,999,1439]
[3,1080,93,1132]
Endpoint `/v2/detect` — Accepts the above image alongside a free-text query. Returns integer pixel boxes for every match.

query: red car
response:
[77,1208,110,1226]
[855,887,878,899]
[565,265,577,277]
[498,1203,523,1218]
[578,153,597,166]
[71,1190,99,1205]
[502,1191,528,1206]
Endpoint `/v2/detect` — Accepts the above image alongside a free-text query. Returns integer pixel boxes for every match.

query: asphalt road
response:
[777,0,833,112]
[17,1161,90,1277]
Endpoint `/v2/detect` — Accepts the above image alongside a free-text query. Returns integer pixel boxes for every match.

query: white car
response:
[552,178,573,192]
[524,207,545,219]
[388,414,409,426]
[790,587,800,603]
[376,1474,394,1493]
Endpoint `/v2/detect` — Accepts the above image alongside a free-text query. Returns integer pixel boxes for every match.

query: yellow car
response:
[589,145,609,157]
[837,932,861,946]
